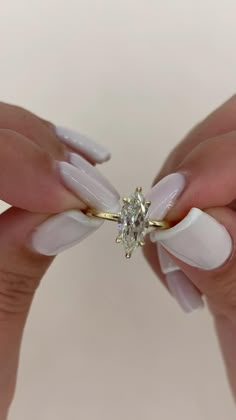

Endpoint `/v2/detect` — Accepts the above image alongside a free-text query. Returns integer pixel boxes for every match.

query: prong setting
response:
[116,236,122,243]
[116,187,150,258]
[85,187,171,259]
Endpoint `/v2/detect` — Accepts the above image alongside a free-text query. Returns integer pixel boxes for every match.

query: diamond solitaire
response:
[116,187,150,258]
[86,187,170,258]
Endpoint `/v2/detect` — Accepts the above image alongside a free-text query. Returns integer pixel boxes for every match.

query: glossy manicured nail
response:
[69,152,118,196]
[57,161,120,212]
[155,207,233,270]
[166,270,204,313]
[31,210,102,256]
[55,125,110,163]
[146,173,186,242]
[157,242,180,273]
[157,243,204,312]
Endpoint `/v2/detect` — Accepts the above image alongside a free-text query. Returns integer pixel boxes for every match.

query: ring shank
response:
[85,208,170,229]
[86,209,120,222]
[148,219,170,229]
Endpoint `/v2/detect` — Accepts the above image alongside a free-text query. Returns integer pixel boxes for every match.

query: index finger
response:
[0,129,84,213]
[156,95,236,179]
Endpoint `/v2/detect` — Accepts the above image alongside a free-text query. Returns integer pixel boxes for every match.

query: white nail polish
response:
[31,210,103,256]
[57,161,120,212]
[146,173,186,220]
[154,207,233,270]
[69,152,118,197]
[157,243,204,312]
[157,242,180,274]
[166,271,204,313]
[55,125,111,163]
[157,230,204,312]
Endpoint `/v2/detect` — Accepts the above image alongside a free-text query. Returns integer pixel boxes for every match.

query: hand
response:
[0,103,119,418]
[144,95,236,401]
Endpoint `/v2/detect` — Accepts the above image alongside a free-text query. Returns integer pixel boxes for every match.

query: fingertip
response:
[166,270,204,313]
[154,207,233,271]
[55,125,111,164]
[30,210,103,256]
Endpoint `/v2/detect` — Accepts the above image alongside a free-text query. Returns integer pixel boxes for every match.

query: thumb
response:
[145,130,236,315]
[0,208,53,416]
[154,205,235,317]
[151,205,236,401]
[151,205,236,403]
[0,205,102,415]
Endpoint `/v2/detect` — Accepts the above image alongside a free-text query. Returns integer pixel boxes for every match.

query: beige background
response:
[0,0,235,418]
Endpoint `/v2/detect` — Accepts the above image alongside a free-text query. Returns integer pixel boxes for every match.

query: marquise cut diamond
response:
[117,187,150,258]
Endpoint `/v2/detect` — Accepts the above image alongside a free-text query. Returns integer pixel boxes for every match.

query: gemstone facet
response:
[117,187,150,258]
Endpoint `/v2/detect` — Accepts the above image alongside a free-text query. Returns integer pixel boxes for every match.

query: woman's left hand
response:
[0,103,119,418]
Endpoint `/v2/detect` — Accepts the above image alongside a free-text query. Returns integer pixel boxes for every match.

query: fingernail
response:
[146,173,186,242]
[166,270,204,313]
[57,160,120,212]
[69,152,118,197]
[157,242,180,273]
[157,243,204,312]
[155,207,233,270]
[55,125,111,163]
[31,210,103,256]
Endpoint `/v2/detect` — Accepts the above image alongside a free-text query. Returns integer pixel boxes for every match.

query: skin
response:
[0,103,88,418]
[144,94,236,402]
[1,97,236,416]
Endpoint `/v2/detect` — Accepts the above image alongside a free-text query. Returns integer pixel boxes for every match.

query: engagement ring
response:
[86,187,170,258]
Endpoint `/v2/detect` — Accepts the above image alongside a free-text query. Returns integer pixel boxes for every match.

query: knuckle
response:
[207,265,236,318]
[5,104,38,130]
[49,137,67,160]
[0,268,39,317]
[222,284,236,318]
[0,103,66,160]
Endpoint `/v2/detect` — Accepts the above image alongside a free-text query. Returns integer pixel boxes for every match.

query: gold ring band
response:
[85,209,171,229]
[86,209,120,222]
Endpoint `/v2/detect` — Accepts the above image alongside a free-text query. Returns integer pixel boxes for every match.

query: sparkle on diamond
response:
[118,189,150,258]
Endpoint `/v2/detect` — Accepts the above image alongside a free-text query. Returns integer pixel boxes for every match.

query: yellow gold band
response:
[148,219,171,229]
[85,208,170,229]
[86,209,120,222]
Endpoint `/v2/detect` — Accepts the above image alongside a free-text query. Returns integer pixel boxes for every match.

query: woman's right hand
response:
[143,95,236,401]
[0,102,119,418]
